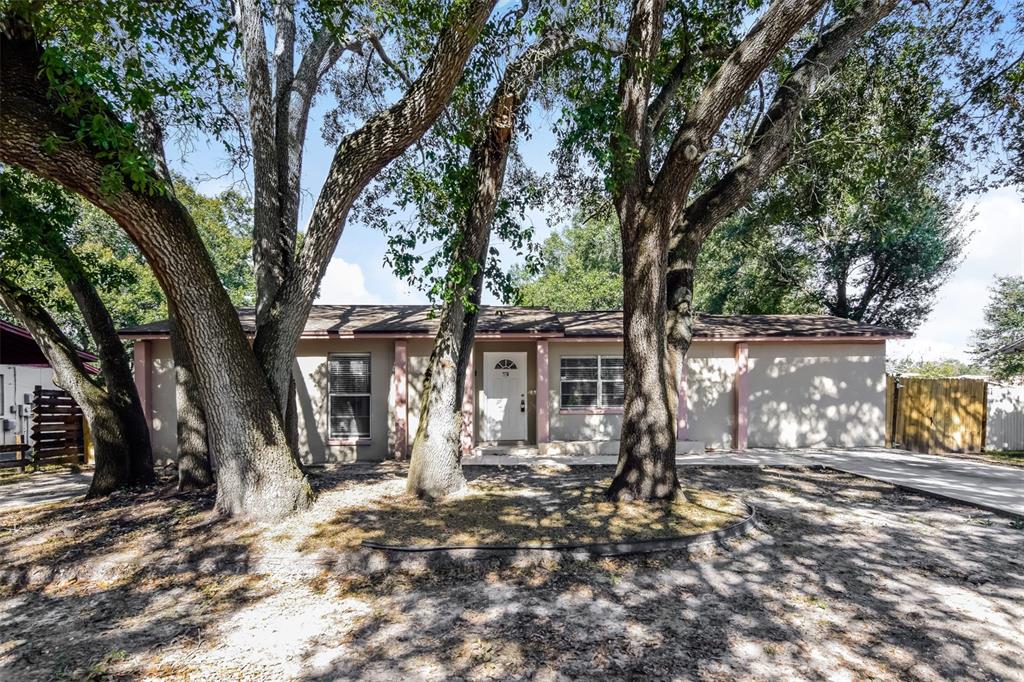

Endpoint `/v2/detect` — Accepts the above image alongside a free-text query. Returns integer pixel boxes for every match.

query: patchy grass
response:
[933,449,1024,468]
[986,450,1024,466]
[0,464,79,486]
[302,468,745,549]
[2,464,1022,681]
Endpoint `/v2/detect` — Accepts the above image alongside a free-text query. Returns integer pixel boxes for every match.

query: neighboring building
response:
[0,320,97,446]
[119,305,911,464]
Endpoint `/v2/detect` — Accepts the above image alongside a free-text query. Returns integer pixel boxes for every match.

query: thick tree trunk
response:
[0,277,132,497]
[607,211,679,501]
[81,386,132,498]
[0,26,312,519]
[169,305,213,490]
[59,252,154,486]
[405,29,578,498]
[406,290,479,499]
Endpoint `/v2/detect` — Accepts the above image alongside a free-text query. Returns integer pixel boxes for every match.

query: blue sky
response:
[164,25,1023,365]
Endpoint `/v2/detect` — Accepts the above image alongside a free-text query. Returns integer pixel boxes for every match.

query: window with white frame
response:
[560,356,625,408]
[328,354,371,438]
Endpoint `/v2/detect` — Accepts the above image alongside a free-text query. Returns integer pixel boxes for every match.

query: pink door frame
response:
[133,340,153,440]
[390,340,408,459]
[734,342,750,450]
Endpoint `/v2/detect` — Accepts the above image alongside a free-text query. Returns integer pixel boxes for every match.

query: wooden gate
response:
[31,386,86,466]
[886,376,987,454]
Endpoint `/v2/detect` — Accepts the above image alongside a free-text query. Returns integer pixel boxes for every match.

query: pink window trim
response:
[460,349,475,455]
[391,340,408,459]
[133,340,153,440]
[677,365,689,440]
[536,340,550,444]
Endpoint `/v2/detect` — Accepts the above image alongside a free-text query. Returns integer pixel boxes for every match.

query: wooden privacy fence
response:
[30,386,87,466]
[886,376,987,454]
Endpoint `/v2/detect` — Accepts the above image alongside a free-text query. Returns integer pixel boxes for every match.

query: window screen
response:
[560,356,624,408]
[560,357,599,407]
[328,354,371,438]
[599,356,625,407]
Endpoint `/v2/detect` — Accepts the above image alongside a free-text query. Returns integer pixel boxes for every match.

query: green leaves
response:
[970,276,1024,381]
[13,0,238,197]
[514,208,624,311]
[0,168,255,348]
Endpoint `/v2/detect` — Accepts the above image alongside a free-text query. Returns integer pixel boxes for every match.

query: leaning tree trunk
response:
[406,283,481,499]
[79,385,133,497]
[405,28,579,499]
[607,212,679,500]
[59,251,154,486]
[0,277,132,497]
[0,26,312,519]
[169,305,213,490]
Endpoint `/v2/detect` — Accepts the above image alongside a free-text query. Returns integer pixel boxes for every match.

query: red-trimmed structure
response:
[1,320,99,448]
[119,306,910,463]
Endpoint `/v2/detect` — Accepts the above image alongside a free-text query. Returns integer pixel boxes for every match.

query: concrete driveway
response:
[1,448,1021,517]
[469,447,1024,517]
[667,448,1023,517]
[0,470,92,512]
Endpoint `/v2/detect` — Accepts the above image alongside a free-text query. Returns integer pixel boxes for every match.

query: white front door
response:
[481,351,528,442]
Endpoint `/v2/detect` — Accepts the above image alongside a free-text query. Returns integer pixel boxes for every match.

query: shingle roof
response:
[118,305,910,340]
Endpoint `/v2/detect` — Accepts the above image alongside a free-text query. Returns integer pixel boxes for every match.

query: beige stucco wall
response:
[293,338,394,463]
[685,342,737,449]
[745,342,886,448]
[548,341,623,442]
[148,339,176,463]
[146,338,397,464]
[546,340,738,447]
[143,335,887,463]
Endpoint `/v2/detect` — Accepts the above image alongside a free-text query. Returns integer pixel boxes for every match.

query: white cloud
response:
[890,187,1024,362]
[315,257,380,304]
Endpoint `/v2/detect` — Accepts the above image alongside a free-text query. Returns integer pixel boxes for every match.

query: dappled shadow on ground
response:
[297,466,1024,681]
[1,464,1022,680]
[301,466,743,548]
[0,477,269,680]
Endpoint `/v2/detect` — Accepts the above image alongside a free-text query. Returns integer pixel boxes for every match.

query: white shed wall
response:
[149,340,176,462]
[986,383,1024,451]
[0,364,58,447]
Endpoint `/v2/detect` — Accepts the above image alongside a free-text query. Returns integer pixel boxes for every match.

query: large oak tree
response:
[0,0,497,518]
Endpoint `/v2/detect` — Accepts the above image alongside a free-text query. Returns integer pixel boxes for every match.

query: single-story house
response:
[118,305,910,463]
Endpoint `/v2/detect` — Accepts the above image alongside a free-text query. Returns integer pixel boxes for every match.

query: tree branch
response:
[234,0,284,324]
[649,0,827,216]
[251,0,498,411]
[611,0,666,210]
[670,0,901,255]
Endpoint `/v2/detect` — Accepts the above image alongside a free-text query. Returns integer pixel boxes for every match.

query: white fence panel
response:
[986,384,1024,451]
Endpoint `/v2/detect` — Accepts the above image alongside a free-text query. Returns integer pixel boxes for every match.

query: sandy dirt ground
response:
[1,464,1022,681]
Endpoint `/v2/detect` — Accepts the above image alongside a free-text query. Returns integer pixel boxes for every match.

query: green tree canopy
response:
[513,210,623,311]
[0,168,254,349]
[693,20,980,331]
[970,275,1024,381]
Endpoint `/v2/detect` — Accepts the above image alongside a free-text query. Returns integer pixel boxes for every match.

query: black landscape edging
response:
[361,502,757,557]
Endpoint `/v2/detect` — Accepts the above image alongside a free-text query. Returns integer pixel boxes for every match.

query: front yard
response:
[1,464,1022,680]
